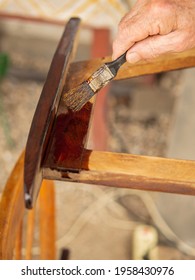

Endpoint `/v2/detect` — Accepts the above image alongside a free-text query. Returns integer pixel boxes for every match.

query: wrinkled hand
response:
[112,0,195,63]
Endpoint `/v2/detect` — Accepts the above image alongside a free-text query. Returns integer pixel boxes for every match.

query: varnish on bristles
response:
[63,81,94,112]
[63,64,115,112]
[63,53,127,112]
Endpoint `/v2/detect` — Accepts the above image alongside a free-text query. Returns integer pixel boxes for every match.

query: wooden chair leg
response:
[14,220,23,260]
[0,150,56,260]
[39,179,56,260]
[0,151,25,260]
[25,208,36,260]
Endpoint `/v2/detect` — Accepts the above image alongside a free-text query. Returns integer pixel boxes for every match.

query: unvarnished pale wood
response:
[117,48,195,80]
[25,208,35,260]
[14,221,23,260]
[67,48,195,86]
[0,151,56,259]
[0,150,57,260]
[43,150,195,196]
[0,151,25,260]
[39,180,55,260]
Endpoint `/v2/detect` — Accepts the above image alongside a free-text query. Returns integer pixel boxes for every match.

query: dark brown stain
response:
[24,18,81,208]
[43,102,92,171]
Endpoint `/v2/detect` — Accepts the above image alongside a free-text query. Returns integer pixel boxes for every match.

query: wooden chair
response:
[0,17,195,259]
[0,151,55,260]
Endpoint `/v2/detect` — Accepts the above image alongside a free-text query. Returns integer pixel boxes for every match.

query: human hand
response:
[112,0,195,63]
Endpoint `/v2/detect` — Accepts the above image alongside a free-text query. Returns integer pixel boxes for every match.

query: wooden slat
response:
[39,180,55,260]
[44,150,195,196]
[25,208,36,260]
[14,221,23,260]
[0,151,25,259]
[67,48,195,86]
[24,18,81,209]
[43,24,95,173]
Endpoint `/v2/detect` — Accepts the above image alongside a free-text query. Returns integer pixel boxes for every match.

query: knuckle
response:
[118,19,127,33]
[118,13,133,36]
[150,0,173,17]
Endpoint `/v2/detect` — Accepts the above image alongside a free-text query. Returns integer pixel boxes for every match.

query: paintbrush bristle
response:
[63,64,115,112]
[63,81,94,112]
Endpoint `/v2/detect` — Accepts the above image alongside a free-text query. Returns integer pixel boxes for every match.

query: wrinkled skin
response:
[112,0,195,63]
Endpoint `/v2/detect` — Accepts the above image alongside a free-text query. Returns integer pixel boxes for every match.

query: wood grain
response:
[25,208,35,260]
[0,151,25,260]
[39,180,56,260]
[67,48,195,85]
[43,103,93,171]
[44,150,195,196]
[43,48,195,196]
[14,221,23,260]
[24,18,81,208]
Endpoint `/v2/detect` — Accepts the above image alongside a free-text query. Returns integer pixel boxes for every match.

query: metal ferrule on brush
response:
[87,64,115,92]
[63,52,127,112]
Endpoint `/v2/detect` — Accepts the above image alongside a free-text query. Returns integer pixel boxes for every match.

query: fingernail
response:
[126,52,140,63]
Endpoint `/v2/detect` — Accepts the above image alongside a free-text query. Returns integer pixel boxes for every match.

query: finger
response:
[112,0,156,60]
[112,15,149,60]
[112,1,176,60]
[126,31,187,63]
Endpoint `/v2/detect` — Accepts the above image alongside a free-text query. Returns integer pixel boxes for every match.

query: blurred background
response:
[0,0,195,260]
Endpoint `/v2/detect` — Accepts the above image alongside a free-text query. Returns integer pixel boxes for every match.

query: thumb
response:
[126,31,185,63]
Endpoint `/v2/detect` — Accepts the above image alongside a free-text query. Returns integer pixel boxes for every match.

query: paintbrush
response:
[63,52,127,112]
